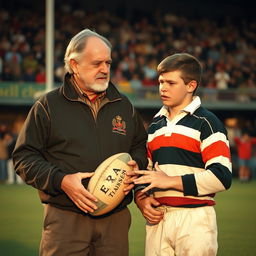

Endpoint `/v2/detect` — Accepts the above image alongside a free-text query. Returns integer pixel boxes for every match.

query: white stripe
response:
[157,163,204,176]
[153,190,214,200]
[154,164,216,199]
[195,170,226,195]
[148,126,168,142]
[148,124,201,143]
[154,163,211,198]
[174,125,201,141]
[201,132,229,151]
[206,155,232,172]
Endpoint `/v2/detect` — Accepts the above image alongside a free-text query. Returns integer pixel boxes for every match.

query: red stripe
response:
[156,196,215,207]
[202,141,231,163]
[148,133,200,153]
[147,147,152,160]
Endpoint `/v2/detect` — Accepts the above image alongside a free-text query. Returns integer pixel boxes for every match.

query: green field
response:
[0,179,256,256]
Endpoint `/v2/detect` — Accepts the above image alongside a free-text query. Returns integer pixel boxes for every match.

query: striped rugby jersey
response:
[147,96,232,207]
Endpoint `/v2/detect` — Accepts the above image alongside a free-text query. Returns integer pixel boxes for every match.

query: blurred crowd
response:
[1,2,256,183]
[0,118,24,184]
[0,3,256,93]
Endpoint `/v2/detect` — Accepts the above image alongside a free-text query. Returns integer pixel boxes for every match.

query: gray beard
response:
[87,82,109,92]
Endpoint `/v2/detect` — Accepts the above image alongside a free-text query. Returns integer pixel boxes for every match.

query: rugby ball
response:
[88,152,132,216]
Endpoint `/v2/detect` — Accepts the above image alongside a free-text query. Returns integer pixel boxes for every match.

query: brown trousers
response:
[40,204,131,256]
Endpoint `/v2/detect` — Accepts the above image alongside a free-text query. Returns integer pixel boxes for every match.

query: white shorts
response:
[145,206,218,256]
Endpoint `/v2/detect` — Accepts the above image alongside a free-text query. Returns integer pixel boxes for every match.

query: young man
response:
[12,29,148,256]
[134,53,232,256]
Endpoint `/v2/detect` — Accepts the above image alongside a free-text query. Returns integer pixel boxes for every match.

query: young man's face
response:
[71,37,112,94]
[158,70,194,110]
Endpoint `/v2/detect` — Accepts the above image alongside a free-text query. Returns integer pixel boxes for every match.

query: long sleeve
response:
[12,101,66,196]
[182,113,232,196]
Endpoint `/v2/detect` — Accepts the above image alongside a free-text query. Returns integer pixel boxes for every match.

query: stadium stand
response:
[0,1,256,109]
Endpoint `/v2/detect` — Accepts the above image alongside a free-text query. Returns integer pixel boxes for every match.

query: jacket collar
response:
[62,73,122,102]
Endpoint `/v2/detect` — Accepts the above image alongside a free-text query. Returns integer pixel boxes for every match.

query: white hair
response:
[64,29,112,74]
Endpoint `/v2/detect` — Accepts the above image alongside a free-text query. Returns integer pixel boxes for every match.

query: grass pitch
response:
[0,179,255,256]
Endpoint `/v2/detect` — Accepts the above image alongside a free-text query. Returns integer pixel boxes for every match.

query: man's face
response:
[158,70,192,109]
[72,37,112,94]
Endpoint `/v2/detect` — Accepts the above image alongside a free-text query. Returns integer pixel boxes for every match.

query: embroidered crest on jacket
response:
[112,115,126,135]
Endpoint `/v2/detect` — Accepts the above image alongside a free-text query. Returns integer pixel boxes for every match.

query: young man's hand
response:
[135,191,164,224]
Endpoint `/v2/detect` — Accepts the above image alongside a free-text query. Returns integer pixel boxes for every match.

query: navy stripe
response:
[180,109,227,138]
[152,147,205,169]
[178,204,210,208]
[208,163,232,189]
[148,116,166,134]
[182,174,198,196]
[176,114,204,130]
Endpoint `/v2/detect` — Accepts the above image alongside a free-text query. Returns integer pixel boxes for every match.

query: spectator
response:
[234,130,256,182]
[0,138,8,183]
[22,53,38,74]
[5,46,22,65]
[130,73,143,91]
[35,65,46,84]
[214,66,230,90]
[0,124,8,183]
[22,66,36,82]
